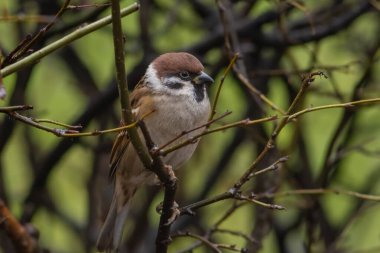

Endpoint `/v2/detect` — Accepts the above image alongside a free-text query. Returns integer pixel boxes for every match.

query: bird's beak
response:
[193,71,214,86]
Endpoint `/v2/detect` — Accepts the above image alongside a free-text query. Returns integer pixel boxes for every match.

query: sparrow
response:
[96,52,214,252]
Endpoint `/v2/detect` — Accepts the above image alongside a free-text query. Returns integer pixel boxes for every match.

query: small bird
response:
[96,52,213,252]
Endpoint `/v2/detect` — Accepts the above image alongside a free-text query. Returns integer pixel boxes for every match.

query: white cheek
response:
[145,64,209,106]
[162,78,194,97]
[147,67,193,97]
[145,64,161,88]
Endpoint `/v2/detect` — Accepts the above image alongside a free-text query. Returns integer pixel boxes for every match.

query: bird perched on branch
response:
[96,52,214,252]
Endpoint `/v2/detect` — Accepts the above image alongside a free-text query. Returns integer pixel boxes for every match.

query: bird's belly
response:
[144,98,209,169]
[147,119,204,169]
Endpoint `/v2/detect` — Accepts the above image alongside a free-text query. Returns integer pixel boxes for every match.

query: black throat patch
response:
[193,82,205,102]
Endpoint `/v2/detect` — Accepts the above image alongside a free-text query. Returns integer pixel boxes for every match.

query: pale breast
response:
[144,93,210,169]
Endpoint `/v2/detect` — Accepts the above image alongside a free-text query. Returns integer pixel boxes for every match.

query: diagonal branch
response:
[0,3,139,78]
[1,0,71,67]
[0,199,40,253]
[110,1,177,252]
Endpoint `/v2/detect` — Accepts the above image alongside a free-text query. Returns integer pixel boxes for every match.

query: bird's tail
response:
[96,188,134,252]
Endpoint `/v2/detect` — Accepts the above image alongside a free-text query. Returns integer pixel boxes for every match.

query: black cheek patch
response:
[193,82,205,102]
[164,81,184,89]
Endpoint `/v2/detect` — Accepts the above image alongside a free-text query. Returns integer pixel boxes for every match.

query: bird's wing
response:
[108,130,129,179]
[108,78,155,179]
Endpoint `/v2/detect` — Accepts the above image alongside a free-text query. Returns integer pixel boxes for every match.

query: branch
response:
[3,111,79,136]
[0,3,139,78]
[176,200,252,252]
[288,98,380,121]
[172,231,222,253]
[0,199,40,253]
[174,231,249,253]
[138,122,177,253]
[178,158,286,215]
[22,81,120,221]
[160,115,277,156]
[0,105,33,112]
[213,228,257,244]
[177,72,324,217]
[247,156,288,179]
[156,111,232,153]
[179,191,232,216]
[66,3,111,10]
[235,71,286,115]
[110,1,176,252]
[208,53,238,121]
[233,71,326,189]
[109,0,152,170]
[0,105,153,137]
[259,188,380,202]
[235,194,285,210]
[1,0,71,67]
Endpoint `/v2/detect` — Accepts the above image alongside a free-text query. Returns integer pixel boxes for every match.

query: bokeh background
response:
[1,0,380,252]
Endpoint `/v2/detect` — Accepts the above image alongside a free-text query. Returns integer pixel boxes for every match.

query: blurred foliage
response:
[1,0,380,253]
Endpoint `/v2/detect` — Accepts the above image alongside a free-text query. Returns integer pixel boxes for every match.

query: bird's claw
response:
[164,201,180,225]
[155,201,180,225]
[165,164,177,182]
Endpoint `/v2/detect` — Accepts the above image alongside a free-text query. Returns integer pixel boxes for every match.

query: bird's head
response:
[145,52,214,102]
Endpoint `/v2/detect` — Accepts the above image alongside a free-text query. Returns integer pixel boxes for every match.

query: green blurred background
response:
[1,0,380,252]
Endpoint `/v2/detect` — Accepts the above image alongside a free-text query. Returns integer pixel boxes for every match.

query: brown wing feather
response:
[108,131,129,179]
[108,78,155,179]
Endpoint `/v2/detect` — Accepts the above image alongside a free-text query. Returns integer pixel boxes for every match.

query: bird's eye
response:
[179,71,190,80]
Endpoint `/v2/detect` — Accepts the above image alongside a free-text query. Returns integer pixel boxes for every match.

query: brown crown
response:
[152,52,204,77]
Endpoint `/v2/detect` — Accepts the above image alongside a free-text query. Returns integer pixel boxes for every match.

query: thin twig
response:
[235,70,287,115]
[233,71,326,190]
[32,119,82,129]
[0,3,140,78]
[172,231,222,253]
[286,0,316,35]
[156,111,232,153]
[0,105,33,112]
[235,194,285,210]
[180,191,233,216]
[213,201,245,228]
[288,98,380,121]
[287,71,328,115]
[177,73,319,232]
[175,202,251,253]
[259,188,380,201]
[5,111,79,136]
[2,0,72,67]
[67,3,111,9]
[179,175,287,215]
[208,53,238,121]
[248,156,289,179]
[161,115,277,156]
[1,107,152,137]
[217,243,243,252]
